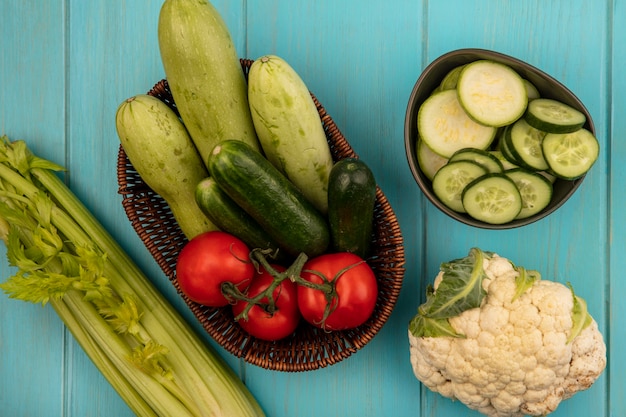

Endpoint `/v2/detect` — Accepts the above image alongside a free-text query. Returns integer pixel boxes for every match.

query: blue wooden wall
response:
[0,1,620,416]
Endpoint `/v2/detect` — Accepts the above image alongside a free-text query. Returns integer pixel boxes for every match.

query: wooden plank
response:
[62,1,249,415]
[0,0,618,416]
[61,2,160,414]
[244,1,426,415]
[610,0,625,415]
[0,1,67,416]
[423,1,609,416]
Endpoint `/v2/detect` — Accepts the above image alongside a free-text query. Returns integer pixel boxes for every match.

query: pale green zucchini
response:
[158,0,259,165]
[115,94,217,239]
[247,55,334,214]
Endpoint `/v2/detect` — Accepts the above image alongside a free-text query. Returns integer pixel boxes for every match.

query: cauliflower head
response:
[408,248,606,417]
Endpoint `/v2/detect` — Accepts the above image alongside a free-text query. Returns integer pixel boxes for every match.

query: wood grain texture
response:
[0,1,68,416]
[610,0,624,415]
[0,0,620,416]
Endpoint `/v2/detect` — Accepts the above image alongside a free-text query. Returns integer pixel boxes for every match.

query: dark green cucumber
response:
[195,177,282,256]
[328,158,377,259]
[207,140,330,258]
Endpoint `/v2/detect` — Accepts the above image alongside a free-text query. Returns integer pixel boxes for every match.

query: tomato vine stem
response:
[222,249,365,330]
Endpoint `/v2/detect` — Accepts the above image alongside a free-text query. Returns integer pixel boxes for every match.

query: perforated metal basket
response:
[117,59,405,371]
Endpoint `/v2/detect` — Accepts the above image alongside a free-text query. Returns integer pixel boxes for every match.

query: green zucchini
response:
[115,94,217,239]
[247,55,334,214]
[158,0,259,165]
[207,140,330,258]
[195,177,283,257]
[328,158,377,259]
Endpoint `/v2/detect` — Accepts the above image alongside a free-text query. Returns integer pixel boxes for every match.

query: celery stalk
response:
[32,169,243,411]
[62,290,200,417]
[0,137,265,417]
[33,149,259,414]
[50,297,158,416]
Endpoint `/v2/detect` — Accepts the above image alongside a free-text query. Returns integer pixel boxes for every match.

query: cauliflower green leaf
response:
[568,282,593,344]
[422,247,489,318]
[410,248,490,337]
[409,287,465,338]
[512,266,540,302]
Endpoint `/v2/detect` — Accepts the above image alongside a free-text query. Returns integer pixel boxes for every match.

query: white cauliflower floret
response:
[408,249,606,417]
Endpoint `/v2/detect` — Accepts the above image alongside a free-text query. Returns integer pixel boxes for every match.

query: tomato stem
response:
[222,249,339,322]
[223,250,366,330]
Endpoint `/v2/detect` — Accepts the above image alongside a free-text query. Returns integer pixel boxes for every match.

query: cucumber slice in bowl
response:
[525,98,586,133]
[542,128,599,179]
[505,118,549,171]
[404,48,598,229]
[432,160,488,213]
[505,168,553,219]
[490,150,520,170]
[457,60,528,127]
[417,89,497,158]
[461,173,522,224]
[449,148,504,173]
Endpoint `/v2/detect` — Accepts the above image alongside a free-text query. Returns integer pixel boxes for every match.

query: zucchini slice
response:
[456,60,528,127]
[461,173,522,224]
[417,89,497,158]
[525,98,586,133]
[417,138,449,180]
[541,128,599,179]
[438,64,466,91]
[523,79,541,101]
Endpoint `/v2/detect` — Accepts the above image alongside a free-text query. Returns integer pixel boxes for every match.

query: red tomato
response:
[175,231,254,307]
[232,264,301,341]
[298,252,378,331]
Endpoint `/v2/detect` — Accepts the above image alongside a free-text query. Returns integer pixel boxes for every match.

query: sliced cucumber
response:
[490,150,519,170]
[417,138,449,180]
[505,118,549,171]
[457,60,528,127]
[449,148,503,173]
[525,98,586,133]
[538,170,557,184]
[541,128,599,179]
[417,89,497,158]
[461,173,522,224]
[432,160,488,213]
[497,125,521,166]
[505,168,553,219]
